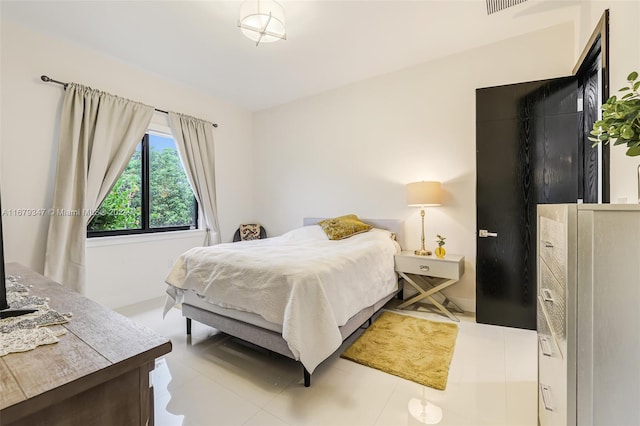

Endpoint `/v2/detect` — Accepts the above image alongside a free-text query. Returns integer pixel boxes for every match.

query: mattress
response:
[165,225,400,373]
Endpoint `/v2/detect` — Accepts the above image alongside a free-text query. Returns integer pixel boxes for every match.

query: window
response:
[88,133,197,237]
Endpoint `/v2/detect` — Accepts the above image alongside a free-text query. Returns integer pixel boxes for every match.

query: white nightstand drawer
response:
[394,252,463,280]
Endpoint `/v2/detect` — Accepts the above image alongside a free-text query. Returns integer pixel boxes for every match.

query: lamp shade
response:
[407,181,442,207]
[239,0,287,45]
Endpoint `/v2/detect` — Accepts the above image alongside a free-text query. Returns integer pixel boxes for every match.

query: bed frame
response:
[182,218,405,387]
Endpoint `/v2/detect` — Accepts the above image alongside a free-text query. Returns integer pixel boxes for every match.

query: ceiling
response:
[1,0,580,111]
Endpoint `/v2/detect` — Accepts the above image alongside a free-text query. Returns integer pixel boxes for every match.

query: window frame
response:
[87,132,198,238]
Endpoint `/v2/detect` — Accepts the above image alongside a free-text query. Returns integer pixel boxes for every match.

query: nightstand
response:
[394,251,465,321]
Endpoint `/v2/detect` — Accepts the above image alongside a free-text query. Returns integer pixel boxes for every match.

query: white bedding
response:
[164,225,400,373]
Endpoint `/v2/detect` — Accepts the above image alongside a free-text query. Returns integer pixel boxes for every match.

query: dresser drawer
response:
[539,217,567,285]
[539,378,567,426]
[537,300,562,360]
[538,300,567,425]
[394,254,461,279]
[539,262,566,342]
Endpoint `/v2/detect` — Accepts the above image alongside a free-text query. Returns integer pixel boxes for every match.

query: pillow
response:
[317,214,372,240]
[239,224,262,241]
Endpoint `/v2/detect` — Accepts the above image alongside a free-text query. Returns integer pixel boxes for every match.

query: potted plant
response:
[589,71,640,156]
[435,234,446,258]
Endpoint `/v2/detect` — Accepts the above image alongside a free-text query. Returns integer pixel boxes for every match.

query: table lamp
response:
[407,181,441,256]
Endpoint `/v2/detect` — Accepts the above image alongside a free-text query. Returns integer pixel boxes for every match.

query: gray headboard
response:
[303,217,405,249]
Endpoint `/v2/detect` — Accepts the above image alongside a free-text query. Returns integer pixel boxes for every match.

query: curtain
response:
[44,83,154,292]
[168,112,221,245]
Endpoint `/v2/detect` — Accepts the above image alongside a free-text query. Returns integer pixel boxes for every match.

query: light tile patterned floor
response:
[117,298,537,426]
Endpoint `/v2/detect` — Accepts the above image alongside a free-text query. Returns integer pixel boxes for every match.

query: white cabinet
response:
[537,204,640,426]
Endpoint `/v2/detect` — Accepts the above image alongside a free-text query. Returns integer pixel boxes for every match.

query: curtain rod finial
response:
[41,75,69,89]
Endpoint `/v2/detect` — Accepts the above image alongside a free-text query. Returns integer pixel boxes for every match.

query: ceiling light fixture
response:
[238,0,287,47]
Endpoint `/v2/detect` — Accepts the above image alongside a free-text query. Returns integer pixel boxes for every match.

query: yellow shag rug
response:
[341,311,458,390]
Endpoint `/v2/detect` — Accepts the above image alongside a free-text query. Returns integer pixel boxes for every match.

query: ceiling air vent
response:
[486,0,528,14]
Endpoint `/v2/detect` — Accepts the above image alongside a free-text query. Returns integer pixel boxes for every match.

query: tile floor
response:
[117,298,538,426]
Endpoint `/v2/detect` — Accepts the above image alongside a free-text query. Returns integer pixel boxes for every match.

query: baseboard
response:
[448,297,475,313]
[114,295,166,316]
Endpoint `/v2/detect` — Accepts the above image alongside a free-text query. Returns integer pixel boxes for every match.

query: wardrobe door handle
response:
[543,240,554,248]
[540,384,554,411]
[541,288,554,303]
[479,229,498,237]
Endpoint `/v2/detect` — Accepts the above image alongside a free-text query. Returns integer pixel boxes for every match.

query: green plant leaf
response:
[626,145,640,156]
[592,72,640,156]
[588,136,607,146]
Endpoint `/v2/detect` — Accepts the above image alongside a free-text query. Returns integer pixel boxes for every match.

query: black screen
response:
[0,193,7,310]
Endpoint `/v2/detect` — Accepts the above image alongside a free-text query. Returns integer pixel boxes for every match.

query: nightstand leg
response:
[413,274,464,313]
[397,272,460,321]
[397,273,434,308]
[398,288,434,309]
[442,296,464,313]
[424,295,459,322]
[398,274,456,307]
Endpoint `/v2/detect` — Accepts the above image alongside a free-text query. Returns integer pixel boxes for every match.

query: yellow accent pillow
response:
[318,214,372,240]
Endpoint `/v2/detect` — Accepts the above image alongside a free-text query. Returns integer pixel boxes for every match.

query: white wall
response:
[1,20,254,308]
[577,1,640,203]
[6,9,625,310]
[85,231,206,308]
[252,23,577,312]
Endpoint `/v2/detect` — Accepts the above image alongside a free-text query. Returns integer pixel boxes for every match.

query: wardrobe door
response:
[476,77,579,329]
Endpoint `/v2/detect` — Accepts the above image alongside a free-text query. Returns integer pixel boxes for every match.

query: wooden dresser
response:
[537,204,640,425]
[0,263,172,426]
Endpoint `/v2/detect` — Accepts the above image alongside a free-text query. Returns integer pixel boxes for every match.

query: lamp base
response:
[414,249,432,256]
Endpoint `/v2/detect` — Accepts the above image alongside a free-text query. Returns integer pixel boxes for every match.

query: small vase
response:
[435,246,446,258]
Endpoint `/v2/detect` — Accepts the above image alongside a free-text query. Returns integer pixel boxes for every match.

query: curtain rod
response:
[40,75,218,128]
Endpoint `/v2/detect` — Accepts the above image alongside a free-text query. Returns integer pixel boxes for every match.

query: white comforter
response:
[164,225,400,373]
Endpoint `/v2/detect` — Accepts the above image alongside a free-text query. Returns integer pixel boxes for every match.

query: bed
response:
[163,217,404,386]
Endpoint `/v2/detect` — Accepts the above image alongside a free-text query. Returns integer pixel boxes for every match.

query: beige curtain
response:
[45,83,154,292]
[168,112,221,245]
